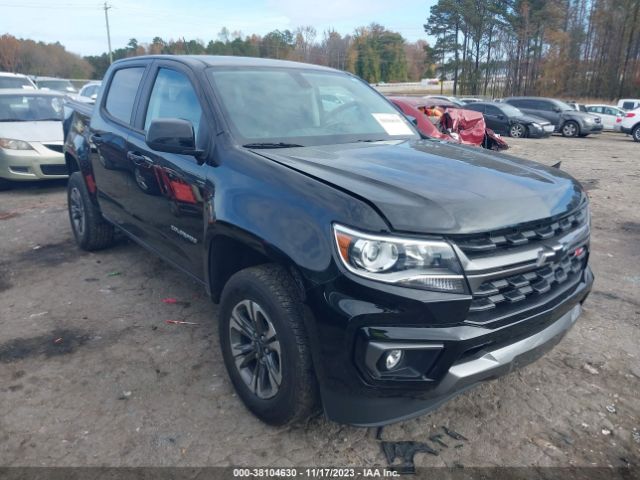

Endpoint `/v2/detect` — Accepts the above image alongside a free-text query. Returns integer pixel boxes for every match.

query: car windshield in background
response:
[0,94,64,121]
[499,104,523,117]
[555,100,575,111]
[0,77,34,89]
[38,80,76,92]
[207,67,418,147]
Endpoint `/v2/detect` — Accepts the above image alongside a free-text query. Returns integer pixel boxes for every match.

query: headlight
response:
[0,138,33,150]
[583,117,593,124]
[333,224,465,293]
[532,122,541,129]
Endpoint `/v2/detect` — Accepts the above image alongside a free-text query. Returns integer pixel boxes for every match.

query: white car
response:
[619,107,640,142]
[0,72,37,90]
[78,81,101,100]
[617,99,640,111]
[586,104,626,131]
[0,89,67,188]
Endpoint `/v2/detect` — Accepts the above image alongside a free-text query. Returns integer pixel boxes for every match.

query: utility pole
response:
[103,2,113,64]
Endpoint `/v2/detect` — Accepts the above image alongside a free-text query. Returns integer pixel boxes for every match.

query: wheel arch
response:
[206,225,308,304]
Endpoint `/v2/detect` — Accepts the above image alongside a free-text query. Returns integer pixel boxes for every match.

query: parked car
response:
[78,81,101,100]
[567,102,588,112]
[463,101,554,138]
[34,77,78,94]
[460,97,483,103]
[0,72,37,90]
[504,97,603,137]
[619,108,640,141]
[389,96,508,149]
[63,55,593,427]
[585,104,626,131]
[617,98,640,111]
[0,89,67,189]
[423,95,466,107]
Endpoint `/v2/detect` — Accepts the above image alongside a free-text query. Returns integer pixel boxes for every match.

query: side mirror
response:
[552,106,562,113]
[146,118,200,157]
[497,114,505,120]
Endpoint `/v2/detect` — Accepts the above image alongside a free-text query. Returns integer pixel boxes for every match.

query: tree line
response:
[82,25,430,84]
[426,0,640,99]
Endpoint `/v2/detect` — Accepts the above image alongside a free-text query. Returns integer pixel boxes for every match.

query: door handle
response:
[90,133,104,145]
[127,151,153,167]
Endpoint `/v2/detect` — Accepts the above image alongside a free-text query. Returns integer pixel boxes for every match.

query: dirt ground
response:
[0,132,638,470]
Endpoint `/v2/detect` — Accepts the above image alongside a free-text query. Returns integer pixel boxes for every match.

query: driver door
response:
[125,62,212,280]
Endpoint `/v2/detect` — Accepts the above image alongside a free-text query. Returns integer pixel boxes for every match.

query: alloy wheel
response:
[562,122,577,136]
[510,123,525,138]
[228,299,282,399]
[69,187,85,237]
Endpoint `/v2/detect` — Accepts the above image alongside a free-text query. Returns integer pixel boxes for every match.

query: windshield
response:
[0,77,35,89]
[0,94,64,121]
[499,104,523,116]
[38,80,76,92]
[206,66,418,147]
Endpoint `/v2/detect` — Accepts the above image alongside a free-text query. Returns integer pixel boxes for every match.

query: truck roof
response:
[113,55,338,72]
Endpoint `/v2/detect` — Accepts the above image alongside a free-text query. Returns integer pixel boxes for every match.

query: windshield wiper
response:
[243,142,305,149]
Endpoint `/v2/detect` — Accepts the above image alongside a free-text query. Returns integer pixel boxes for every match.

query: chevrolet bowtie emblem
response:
[536,244,567,267]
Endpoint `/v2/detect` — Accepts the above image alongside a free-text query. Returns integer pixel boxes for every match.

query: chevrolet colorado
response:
[63,56,593,426]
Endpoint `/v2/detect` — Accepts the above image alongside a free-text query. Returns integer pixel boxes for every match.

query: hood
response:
[516,113,551,125]
[253,140,585,235]
[0,121,63,142]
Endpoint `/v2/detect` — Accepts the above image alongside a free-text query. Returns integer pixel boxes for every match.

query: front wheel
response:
[509,123,527,138]
[561,121,580,137]
[632,125,640,142]
[67,172,115,251]
[219,264,319,426]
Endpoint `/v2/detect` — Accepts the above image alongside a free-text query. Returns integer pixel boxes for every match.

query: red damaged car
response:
[388,96,508,151]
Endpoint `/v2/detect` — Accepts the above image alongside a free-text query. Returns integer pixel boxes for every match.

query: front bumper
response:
[312,266,593,426]
[0,142,67,181]
[584,123,603,134]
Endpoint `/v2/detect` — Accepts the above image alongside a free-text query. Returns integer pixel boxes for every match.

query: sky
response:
[0,0,437,56]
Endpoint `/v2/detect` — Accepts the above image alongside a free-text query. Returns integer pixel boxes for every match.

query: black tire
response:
[509,123,527,138]
[632,125,640,142]
[561,120,580,137]
[67,171,115,251]
[219,264,319,426]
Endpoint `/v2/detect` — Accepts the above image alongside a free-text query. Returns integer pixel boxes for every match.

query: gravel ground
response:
[0,132,638,469]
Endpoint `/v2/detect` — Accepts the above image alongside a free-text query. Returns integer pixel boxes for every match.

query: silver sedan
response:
[0,89,67,188]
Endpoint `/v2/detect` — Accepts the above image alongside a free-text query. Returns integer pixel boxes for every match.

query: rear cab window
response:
[104,67,145,124]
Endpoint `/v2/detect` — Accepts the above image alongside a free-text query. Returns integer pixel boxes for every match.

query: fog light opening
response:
[384,349,403,370]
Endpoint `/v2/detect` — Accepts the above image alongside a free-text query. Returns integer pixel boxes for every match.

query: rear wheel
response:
[632,125,640,142]
[219,264,319,426]
[67,172,115,251]
[509,123,527,138]
[561,121,580,137]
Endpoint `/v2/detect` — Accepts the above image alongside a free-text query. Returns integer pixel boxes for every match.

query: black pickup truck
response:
[63,55,593,427]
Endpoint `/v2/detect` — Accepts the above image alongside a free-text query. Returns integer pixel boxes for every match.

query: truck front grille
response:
[466,245,587,324]
[453,206,587,258]
[451,204,590,327]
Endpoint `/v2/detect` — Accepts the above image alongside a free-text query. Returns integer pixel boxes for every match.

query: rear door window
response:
[104,67,145,124]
